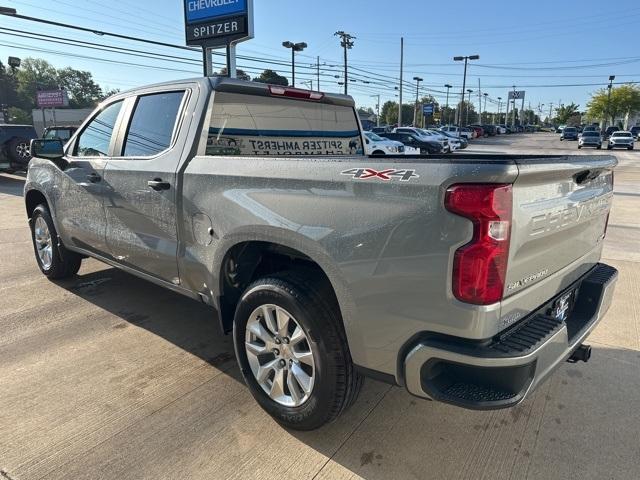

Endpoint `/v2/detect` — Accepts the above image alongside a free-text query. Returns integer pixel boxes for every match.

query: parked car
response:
[24,77,618,430]
[364,131,405,155]
[560,127,579,141]
[43,125,78,142]
[394,127,450,153]
[629,126,640,139]
[439,125,473,140]
[0,124,38,173]
[419,129,455,152]
[498,124,510,134]
[439,130,468,149]
[467,125,485,138]
[371,126,391,135]
[578,131,602,149]
[604,126,619,138]
[607,131,634,150]
[583,125,600,134]
[556,125,566,133]
[482,124,498,136]
[381,131,444,154]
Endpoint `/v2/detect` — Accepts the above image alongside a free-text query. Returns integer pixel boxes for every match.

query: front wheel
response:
[597,145,602,149]
[30,204,82,279]
[578,145,582,149]
[233,272,362,430]
[629,146,634,150]
[607,145,613,150]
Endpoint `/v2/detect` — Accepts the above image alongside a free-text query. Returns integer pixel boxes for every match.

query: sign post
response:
[184,0,254,77]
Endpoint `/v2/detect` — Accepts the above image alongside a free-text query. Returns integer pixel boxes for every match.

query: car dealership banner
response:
[36,90,69,108]
[184,0,254,47]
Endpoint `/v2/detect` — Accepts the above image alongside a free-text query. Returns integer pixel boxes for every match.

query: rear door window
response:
[205,92,361,156]
[122,91,185,157]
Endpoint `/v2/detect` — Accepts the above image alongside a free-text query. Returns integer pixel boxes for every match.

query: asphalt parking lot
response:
[1,132,639,480]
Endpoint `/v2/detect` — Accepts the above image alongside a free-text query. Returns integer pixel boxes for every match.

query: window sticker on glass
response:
[206,92,362,156]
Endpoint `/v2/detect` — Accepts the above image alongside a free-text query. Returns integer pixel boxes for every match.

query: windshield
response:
[583,132,600,137]
[564,128,577,132]
[365,132,384,141]
[612,132,632,137]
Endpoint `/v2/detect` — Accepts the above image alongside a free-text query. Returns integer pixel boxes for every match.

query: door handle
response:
[86,173,101,183]
[147,178,170,191]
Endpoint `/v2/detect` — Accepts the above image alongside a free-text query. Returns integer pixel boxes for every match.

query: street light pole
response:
[511,85,517,128]
[413,76,423,127]
[483,93,488,124]
[497,97,502,124]
[466,89,473,125]
[444,84,452,125]
[453,54,479,137]
[282,41,307,87]
[606,75,615,129]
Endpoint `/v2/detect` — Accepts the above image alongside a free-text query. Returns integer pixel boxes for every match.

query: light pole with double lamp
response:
[282,41,307,87]
[413,76,423,127]
[606,75,615,129]
[444,84,452,125]
[466,89,473,126]
[453,55,479,137]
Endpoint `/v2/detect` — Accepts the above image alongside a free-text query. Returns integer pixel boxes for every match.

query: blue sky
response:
[1,0,639,116]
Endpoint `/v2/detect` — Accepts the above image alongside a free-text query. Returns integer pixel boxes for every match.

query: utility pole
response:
[399,37,404,127]
[444,84,452,125]
[548,102,554,126]
[497,97,502,124]
[478,78,482,124]
[413,76,423,127]
[335,31,355,95]
[511,85,517,128]
[371,94,381,127]
[317,56,320,91]
[466,89,473,125]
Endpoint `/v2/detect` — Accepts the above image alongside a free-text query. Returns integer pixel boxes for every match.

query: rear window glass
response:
[205,92,361,156]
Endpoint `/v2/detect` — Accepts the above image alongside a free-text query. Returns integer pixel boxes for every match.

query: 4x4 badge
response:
[341,168,419,182]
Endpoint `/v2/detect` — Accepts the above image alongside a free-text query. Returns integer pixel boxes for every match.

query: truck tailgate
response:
[505,155,616,298]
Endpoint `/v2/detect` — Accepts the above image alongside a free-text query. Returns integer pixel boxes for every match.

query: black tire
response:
[607,145,612,150]
[6,137,32,165]
[629,146,634,150]
[597,145,602,149]
[371,150,385,156]
[233,271,363,430]
[578,145,582,149]
[30,204,82,279]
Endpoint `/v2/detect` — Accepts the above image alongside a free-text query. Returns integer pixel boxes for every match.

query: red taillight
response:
[268,85,324,100]
[445,184,513,305]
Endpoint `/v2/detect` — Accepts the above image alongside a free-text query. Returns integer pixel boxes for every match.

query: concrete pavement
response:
[1,133,639,480]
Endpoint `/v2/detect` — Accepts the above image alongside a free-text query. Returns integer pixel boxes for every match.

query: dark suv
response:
[1,124,38,172]
[630,126,640,139]
[560,127,579,141]
[380,132,443,154]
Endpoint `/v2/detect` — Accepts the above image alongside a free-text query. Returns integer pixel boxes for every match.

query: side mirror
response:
[30,139,65,160]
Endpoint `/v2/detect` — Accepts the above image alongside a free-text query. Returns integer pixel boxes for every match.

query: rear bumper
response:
[403,263,617,409]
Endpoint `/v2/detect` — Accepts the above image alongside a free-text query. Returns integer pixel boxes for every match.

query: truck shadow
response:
[54,265,640,479]
[58,265,240,380]
[0,173,26,197]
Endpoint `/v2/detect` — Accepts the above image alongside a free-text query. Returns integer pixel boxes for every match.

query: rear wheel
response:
[233,272,362,430]
[371,150,385,156]
[30,204,82,279]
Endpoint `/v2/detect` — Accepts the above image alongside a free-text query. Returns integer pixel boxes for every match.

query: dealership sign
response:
[422,103,435,116]
[508,90,526,100]
[184,0,254,47]
[36,90,69,108]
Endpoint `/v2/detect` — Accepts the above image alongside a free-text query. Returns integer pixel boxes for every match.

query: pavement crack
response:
[1,468,18,480]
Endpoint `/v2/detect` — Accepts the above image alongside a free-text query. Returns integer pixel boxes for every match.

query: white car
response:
[607,131,635,150]
[421,129,461,151]
[394,127,450,153]
[439,125,474,140]
[363,131,406,155]
[496,125,507,134]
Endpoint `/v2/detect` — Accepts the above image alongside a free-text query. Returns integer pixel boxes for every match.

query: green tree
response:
[253,69,288,86]
[586,85,640,127]
[57,67,103,108]
[554,103,580,124]
[216,67,251,81]
[457,101,478,125]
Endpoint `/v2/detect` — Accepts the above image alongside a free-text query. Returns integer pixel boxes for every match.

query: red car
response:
[467,125,484,138]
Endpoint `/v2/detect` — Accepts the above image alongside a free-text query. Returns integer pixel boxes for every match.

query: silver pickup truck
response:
[24,78,618,430]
